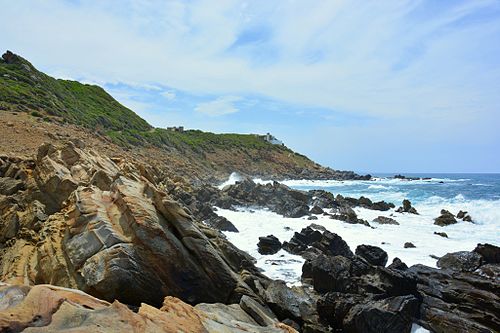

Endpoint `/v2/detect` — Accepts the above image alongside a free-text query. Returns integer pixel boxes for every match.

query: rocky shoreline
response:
[1,141,499,332]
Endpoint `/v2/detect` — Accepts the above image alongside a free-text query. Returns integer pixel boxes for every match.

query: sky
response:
[1,0,500,173]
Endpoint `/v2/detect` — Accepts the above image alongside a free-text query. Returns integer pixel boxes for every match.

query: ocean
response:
[216,173,500,284]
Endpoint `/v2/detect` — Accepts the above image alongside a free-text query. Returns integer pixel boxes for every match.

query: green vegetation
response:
[0,52,151,132]
[0,51,315,168]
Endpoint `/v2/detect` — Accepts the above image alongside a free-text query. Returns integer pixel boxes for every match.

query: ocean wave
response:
[218,172,243,189]
[367,184,390,190]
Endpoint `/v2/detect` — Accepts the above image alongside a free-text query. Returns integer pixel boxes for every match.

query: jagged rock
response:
[372,216,399,225]
[457,210,467,219]
[434,209,458,226]
[307,215,318,220]
[0,142,258,307]
[434,231,448,238]
[330,206,370,226]
[395,199,418,214]
[0,177,24,195]
[355,245,388,267]
[404,242,416,248]
[317,292,418,333]
[258,235,282,255]
[408,264,500,333]
[239,295,278,327]
[309,205,324,214]
[342,295,419,333]
[222,179,310,218]
[387,258,408,271]
[0,283,297,333]
[437,251,483,272]
[474,243,500,264]
[265,280,319,326]
[205,215,239,232]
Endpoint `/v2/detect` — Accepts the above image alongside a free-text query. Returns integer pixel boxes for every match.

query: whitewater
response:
[216,173,500,284]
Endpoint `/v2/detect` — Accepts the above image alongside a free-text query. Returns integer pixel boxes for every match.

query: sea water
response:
[217,173,500,284]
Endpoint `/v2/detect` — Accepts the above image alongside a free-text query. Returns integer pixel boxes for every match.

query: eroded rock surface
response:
[0,283,297,333]
[0,142,259,306]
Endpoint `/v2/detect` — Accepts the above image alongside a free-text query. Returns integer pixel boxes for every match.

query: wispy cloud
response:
[1,0,499,171]
[195,96,241,116]
[161,90,176,100]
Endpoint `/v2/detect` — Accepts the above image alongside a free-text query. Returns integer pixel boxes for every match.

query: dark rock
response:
[265,280,319,325]
[305,254,353,293]
[395,199,418,214]
[434,209,458,226]
[387,258,408,271]
[355,245,388,267]
[307,215,318,220]
[330,206,370,227]
[282,319,301,331]
[404,242,416,248]
[434,231,448,238]
[462,215,473,222]
[0,177,25,195]
[457,210,467,219]
[222,179,310,218]
[372,216,399,225]
[474,264,500,279]
[310,205,324,214]
[308,223,327,232]
[317,292,418,333]
[437,251,482,272]
[342,295,419,333]
[257,235,282,255]
[409,264,500,333]
[204,215,239,233]
[473,243,500,264]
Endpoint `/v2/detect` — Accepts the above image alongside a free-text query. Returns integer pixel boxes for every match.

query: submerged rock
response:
[372,216,400,225]
[434,231,448,238]
[404,242,416,248]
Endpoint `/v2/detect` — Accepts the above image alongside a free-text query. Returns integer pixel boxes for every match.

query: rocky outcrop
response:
[216,180,394,221]
[300,232,500,333]
[221,179,310,218]
[0,283,297,333]
[409,264,500,333]
[258,235,282,255]
[474,243,500,264]
[0,142,261,307]
[434,209,458,226]
[283,227,353,259]
[395,199,418,214]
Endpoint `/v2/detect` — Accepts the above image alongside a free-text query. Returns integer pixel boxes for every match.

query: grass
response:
[0,51,316,169]
[0,53,151,132]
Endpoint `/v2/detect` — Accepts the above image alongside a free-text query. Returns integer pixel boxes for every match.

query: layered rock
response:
[0,283,297,333]
[0,142,260,307]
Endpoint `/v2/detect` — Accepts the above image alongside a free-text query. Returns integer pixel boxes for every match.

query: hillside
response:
[0,50,367,182]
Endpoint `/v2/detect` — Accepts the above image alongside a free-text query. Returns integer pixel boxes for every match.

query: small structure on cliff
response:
[256,133,284,145]
[167,126,184,132]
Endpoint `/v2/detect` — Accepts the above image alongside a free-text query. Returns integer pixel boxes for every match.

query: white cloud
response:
[195,96,241,116]
[161,90,176,100]
[1,0,499,144]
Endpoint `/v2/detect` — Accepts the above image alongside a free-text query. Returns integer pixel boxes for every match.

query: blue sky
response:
[1,0,500,173]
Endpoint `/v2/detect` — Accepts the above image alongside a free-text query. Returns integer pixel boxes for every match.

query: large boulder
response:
[355,245,388,267]
[258,235,282,255]
[474,243,500,264]
[437,251,483,272]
